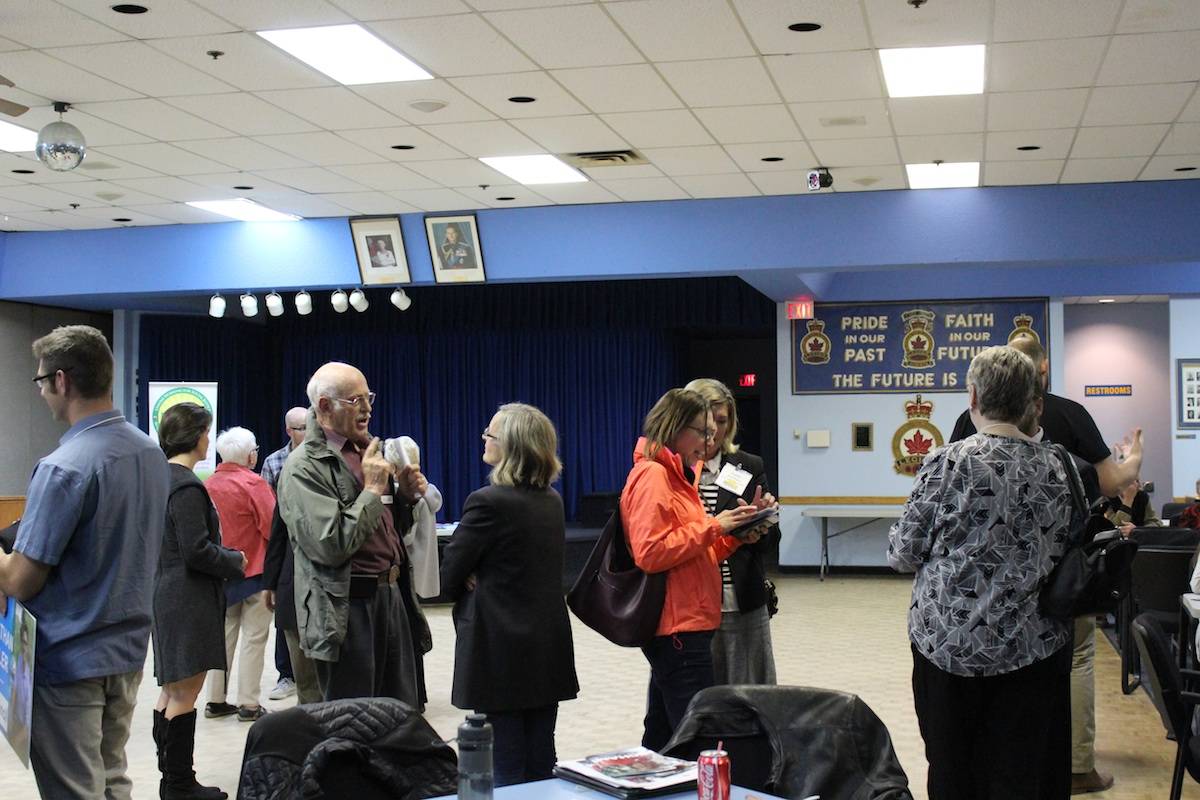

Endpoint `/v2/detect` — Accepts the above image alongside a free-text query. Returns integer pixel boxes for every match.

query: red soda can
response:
[697,748,730,800]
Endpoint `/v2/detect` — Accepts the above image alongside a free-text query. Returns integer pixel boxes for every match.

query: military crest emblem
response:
[901,309,935,369]
[1008,313,1040,344]
[892,394,943,476]
[799,319,832,365]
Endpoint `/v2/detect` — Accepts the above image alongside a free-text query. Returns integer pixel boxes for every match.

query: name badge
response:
[715,463,753,496]
[381,494,394,505]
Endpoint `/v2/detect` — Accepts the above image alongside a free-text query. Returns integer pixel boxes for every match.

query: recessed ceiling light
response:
[186,198,300,222]
[0,120,38,153]
[761,156,784,162]
[1017,145,1041,151]
[257,24,432,85]
[508,96,536,104]
[111,3,148,13]
[788,22,822,32]
[1097,298,1116,304]
[1176,166,1197,172]
[233,185,254,190]
[880,44,985,98]
[479,154,587,185]
[112,217,133,222]
[11,168,34,174]
[496,196,516,201]
[391,144,415,150]
[905,161,980,189]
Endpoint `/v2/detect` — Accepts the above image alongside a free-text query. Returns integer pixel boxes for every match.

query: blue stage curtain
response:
[139,277,773,521]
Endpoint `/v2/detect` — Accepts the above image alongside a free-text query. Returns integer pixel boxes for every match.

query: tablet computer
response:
[726,506,778,540]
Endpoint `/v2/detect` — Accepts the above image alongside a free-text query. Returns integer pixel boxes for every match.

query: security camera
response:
[807,168,833,191]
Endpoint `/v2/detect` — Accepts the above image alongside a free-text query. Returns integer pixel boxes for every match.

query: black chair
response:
[1163,502,1195,526]
[578,492,620,527]
[1132,613,1200,800]
[1119,528,1200,694]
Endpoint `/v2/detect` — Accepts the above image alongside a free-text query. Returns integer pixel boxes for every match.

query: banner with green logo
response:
[147,382,218,479]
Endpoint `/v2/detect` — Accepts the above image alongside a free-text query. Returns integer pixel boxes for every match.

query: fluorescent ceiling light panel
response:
[479,155,587,185]
[880,44,985,97]
[0,120,38,152]
[258,24,432,85]
[905,162,980,189]
[186,199,300,222]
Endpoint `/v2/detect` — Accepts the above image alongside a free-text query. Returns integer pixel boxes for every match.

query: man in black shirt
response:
[949,335,1144,795]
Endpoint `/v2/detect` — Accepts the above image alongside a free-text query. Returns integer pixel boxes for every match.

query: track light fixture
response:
[390,288,412,311]
[294,291,312,315]
[348,288,369,312]
[265,291,284,317]
[331,289,349,313]
[208,294,226,318]
[240,293,259,317]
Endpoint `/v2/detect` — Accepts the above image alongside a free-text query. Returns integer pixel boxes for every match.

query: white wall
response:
[1170,298,1200,498]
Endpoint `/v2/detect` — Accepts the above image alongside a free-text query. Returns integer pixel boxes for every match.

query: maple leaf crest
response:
[807,338,825,351]
[904,429,933,455]
[910,335,927,350]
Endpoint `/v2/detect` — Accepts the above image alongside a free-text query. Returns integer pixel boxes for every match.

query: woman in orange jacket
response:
[621,388,774,750]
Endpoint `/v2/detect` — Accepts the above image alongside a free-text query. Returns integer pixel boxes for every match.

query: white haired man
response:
[204,427,276,722]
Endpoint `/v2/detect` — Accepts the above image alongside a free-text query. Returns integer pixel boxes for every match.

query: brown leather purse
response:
[567,505,666,647]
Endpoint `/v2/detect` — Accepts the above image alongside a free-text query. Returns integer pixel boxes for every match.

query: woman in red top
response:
[621,388,772,750]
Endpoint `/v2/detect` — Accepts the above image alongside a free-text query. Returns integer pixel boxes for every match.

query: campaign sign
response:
[0,597,35,767]
[792,299,1049,394]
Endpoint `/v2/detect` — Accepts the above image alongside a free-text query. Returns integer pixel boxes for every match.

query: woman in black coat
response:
[153,403,245,800]
[441,402,579,786]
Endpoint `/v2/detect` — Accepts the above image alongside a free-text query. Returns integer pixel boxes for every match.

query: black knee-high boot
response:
[161,710,228,800]
[153,709,167,792]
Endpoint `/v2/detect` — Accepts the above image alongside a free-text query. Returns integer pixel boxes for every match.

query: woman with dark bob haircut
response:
[152,403,245,800]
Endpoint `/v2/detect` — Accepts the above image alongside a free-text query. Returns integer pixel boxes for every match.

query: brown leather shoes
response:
[1071,769,1114,795]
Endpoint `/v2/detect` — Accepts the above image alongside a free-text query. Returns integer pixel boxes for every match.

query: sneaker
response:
[238,705,267,723]
[268,677,296,701]
[203,702,238,719]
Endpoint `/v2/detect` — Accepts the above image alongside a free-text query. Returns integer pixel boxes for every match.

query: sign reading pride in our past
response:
[792,299,1049,394]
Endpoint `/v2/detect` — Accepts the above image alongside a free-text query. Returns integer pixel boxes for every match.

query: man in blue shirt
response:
[0,325,168,800]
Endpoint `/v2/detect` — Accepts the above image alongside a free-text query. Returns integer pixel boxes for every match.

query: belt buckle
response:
[387,564,401,584]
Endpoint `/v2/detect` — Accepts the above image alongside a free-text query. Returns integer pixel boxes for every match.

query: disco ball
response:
[36,120,87,172]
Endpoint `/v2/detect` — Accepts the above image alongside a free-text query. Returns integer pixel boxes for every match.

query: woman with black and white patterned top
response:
[888,346,1081,800]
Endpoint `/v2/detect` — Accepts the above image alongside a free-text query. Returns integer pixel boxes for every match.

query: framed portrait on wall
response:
[1178,359,1200,429]
[350,216,411,286]
[425,214,485,284]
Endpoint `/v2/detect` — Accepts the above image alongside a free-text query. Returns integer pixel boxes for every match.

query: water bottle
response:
[457,713,493,800]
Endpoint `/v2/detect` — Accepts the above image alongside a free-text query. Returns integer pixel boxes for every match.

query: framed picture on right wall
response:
[425,214,486,284]
[1177,359,1200,429]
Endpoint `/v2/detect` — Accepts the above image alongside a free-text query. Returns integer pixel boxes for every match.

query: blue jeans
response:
[486,704,560,786]
[640,631,716,752]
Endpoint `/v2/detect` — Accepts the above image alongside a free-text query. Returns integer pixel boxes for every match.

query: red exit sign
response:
[786,297,814,319]
[738,373,757,388]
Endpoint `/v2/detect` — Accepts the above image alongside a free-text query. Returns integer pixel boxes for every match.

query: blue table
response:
[430,779,788,799]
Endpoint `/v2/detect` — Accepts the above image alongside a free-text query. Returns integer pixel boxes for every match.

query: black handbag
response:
[1039,445,1139,621]
[567,505,666,648]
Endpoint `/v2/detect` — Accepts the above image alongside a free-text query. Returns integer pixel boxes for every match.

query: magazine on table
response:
[554,746,697,797]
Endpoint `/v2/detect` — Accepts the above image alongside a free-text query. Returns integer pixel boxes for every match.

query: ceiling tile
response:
[600,110,714,148]
[889,96,985,136]
[146,33,334,92]
[732,0,870,55]
[810,137,900,167]
[1097,31,1200,85]
[597,176,689,202]
[14,107,152,148]
[70,154,164,180]
[69,205,174,226]
[92,143,235,175]
[388,187,478,212]
[120,201,229,224]
[673,172,759,199]
[765,51,883,103]
[984,160,1066,186]
[255,87,405,130]
[1159,123,1200,154]
[250,191,354,218]
[328,0,472,18]
[370,14,536,77]
[1060,157,1149,183]
[5,209,113,229]
[829,164,907,191]
[530,181,620,205]
[552,65,681,114]
[163,93,319,138]
[1070,124,1169,158]
[0,215,58,231]
[1181,89,1200,122]
[0,194,45,214]
[511,115,628,153]
[863,0,991,48]
[112,176,231,202]
[47,41,237,98]
[987,89,1089,131]
[75,99,233,141]
[897,133,983,164]
[319,191,422,215]
[984,129,1077,161]
[1140,153,1200,179]
[0,183,99,211]
[467,0,593,9]
[580,164,662,180]
[993,0,1122,41]
[53,180,172,207]
[422,120,542,157]
[790,99,891,140]
[336,127,467,161]
[253,132,382,166]
[456,185,551,208]
[449,73,589,119]
[1117,0,1200,34]
[0,36,24,52]
[251,167,370,194]
[723,141,817,172]
[327,163,440,191]
[405,158,511,186]
[989,38,1109,92]
[186,0,352,29]
[0,50,143,103]
[485,5,643,69]
[351,80,496,125]
[747,169,816,195]
[607,0,754,62]
[641,145,739,176]
[0,2,127,48]
[695,105,801,144]
[1083,83,1194,125]
[657,58,781,108]
[173,139,308,171]
[179,173,296,195]
[56,0,238,38]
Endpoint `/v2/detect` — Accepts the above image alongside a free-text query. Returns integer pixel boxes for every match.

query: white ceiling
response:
[0,0,1197,231]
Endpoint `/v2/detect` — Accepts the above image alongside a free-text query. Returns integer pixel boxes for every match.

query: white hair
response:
[215,426,257,464]
[306,364,350,407]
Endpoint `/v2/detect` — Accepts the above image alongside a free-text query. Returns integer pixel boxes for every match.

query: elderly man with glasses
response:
[276,362,431,707]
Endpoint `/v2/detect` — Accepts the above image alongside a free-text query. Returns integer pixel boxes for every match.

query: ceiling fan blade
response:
[0,98,29,117]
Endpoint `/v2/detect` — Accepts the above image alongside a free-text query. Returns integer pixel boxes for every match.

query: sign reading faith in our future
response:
[792,299,1049,394]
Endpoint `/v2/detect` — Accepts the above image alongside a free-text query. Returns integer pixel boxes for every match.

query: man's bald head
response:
[285,405,308,448]
[306,362,362,406]
[1009,335,1048,393]
[307,362,374,444]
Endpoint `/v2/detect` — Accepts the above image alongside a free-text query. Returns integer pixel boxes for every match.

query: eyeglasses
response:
[482,429,499,441]
[32,366,71,386]
[685,425,716,440]
[287,426,306,432]
[333,392,376,408]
